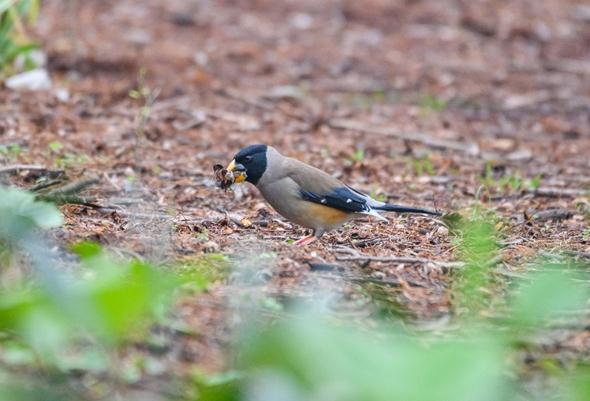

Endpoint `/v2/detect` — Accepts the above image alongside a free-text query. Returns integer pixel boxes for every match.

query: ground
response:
[1,0,589,381]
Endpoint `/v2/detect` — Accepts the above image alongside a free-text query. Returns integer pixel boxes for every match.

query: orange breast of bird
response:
[306,203,351,229]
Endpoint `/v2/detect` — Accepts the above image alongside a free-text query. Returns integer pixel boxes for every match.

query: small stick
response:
[217,87,311,122]
[34,177,101,206]
[36,195,101,207]
[333,245,464,269]
[216,87,275,111]
[336,254,464,269]
[313,271,406,287]
[531,208,574,222]
[96,207,211,225]
[43,177,100,197]
[29,178,68,192]
[328,118,480,155]
[0,164,50,174]
[526,187,590,198]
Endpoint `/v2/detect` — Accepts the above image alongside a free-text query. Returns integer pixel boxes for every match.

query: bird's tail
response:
[373,204,442,216]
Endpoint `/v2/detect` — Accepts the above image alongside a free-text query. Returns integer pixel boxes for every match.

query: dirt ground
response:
[1,0,589,377]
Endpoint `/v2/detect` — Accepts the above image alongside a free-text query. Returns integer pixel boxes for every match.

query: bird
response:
[225,144,442,246]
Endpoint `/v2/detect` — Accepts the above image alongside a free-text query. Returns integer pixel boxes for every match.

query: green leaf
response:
[194,371,243,401]
[0,0,14,15]
[241,315,510,401]
[48,141,63,153]
[0,186,63,239]
[4,42,37,63]
[70,241,102,260]
[0,241,176,352]
[565,367,590,401]
[509,263,588,328]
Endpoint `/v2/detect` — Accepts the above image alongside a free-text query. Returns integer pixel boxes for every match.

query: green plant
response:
[175,253,230,292]
[479,163,542,194]
[0,0,40,76]
[47,140,90,168]
[528,174,542,190]
[48,140,63,153]
[129,67,159,165]
[408,155,435,176]
[448,207,508,318]
[349,148,365,163]
[0,186,180,399]
[369,189,388,203]
[2,185,590,401]
[54,153,89,169]
[350,89,393,108]
[419,92,447,113]
[0,143,22,161]
[194,207,590,401]
[0,185,63,239]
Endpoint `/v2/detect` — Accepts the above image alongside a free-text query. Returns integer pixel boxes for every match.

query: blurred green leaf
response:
[48,141,63,153]
[419,93,447,113]
[0,384,73,401]
[564,367,590,401]
[54,347,109,374]
[240,315,510,401]
[70,241,102,260]
[81,259,175,339]
[0,1,40,76]
[0,244,176,354]
[452,210,499,314]
[509,263,589,329]
[194,371,243,401]
[0,186,63,239]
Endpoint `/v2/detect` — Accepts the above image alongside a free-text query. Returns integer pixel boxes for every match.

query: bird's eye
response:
[244,155,253,162]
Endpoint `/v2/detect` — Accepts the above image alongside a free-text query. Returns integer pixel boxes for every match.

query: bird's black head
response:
[228,144,268,185]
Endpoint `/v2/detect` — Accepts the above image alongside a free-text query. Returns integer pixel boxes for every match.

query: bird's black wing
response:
[299,186,370,213]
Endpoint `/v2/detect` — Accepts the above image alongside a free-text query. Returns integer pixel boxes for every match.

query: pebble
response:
[5,68,52,91]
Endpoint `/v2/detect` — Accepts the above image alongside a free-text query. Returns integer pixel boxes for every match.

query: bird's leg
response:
[293,229,323,247]
[293,235,317,246]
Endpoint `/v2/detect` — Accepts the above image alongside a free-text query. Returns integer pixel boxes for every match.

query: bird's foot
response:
[293,235,318,247]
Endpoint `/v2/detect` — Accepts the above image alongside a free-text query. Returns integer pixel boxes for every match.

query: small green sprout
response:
[419,93,447,113]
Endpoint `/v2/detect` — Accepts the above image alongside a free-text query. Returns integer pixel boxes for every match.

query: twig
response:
[216,87,275,111]
[0,164,51,174]
[29,177,68,192]
[337,254,464,269]
[527,187,590,198]
[150,95,192,113]
[328,118,480,155]
[308,262,343,272]
[43,177,100,196]
[37,195,100,207]
[531,208,574,222]
[544,58,590,76]
[34,177,101,207]
[313,271,407,287]
[332,245,464,269]
[96,207,211,225]
[217,87,309,121]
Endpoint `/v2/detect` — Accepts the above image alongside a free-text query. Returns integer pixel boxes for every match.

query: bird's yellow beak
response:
[227,159,247,183]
